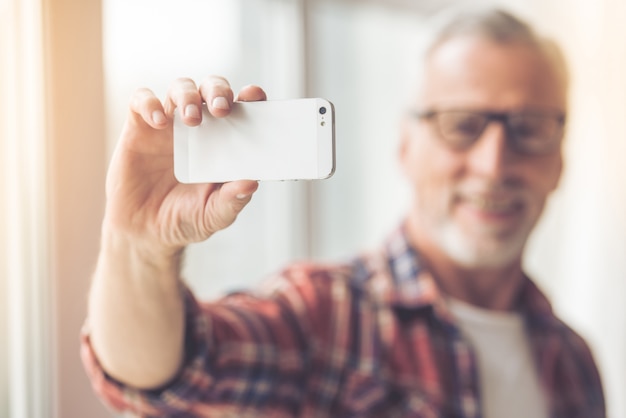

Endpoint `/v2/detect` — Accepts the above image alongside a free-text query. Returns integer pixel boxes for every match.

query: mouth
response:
[464,195,523,214]
[455,192,525,227]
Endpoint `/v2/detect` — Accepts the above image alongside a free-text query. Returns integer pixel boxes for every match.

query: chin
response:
[436,224,528,270]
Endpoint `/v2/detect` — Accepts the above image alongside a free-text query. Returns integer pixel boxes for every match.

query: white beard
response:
[433,219,530,269]
[415,182,542,269]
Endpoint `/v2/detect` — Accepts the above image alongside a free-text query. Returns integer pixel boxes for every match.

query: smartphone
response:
[173,98,335,183]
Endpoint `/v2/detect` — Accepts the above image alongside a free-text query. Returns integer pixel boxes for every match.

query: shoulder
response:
[249,254,389,329]
[523,278,603,376]
[261,250,390,303]
[259,259,360,307]
[541,317,606,414]
[548,316,601,371]
[524,288,605,411]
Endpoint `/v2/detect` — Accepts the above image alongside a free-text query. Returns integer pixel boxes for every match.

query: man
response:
[82,7,605,418]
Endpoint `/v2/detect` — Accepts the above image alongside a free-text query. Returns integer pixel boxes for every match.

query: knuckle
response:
[169,78,197,95]
[167,80,202,110]
[176,76,196,85]
[200,75,233,98]
[133,87,153,96]
[170,77,197,93]
[131,87,154,102]
[202,74,230,87]
[130,88,161,111]
[205,205,232,234]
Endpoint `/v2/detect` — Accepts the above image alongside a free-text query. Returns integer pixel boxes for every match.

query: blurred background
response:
[1,0,624,416]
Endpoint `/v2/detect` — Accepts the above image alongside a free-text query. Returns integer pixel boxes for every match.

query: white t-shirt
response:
[447,298,549,418]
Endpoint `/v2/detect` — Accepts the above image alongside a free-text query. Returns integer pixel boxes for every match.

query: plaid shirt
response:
[81,226,605,417]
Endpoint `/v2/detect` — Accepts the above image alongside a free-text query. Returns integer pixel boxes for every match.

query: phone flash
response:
[321,121,326,126]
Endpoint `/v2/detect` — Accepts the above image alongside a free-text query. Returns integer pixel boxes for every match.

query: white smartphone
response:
[174,98,335,183]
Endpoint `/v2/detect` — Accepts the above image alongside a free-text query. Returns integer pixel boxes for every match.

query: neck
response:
[427,254,525,311]
[405,222,526,312]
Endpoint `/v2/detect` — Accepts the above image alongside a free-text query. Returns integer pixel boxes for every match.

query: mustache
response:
[454,180,528,207]
[455,177,526,194]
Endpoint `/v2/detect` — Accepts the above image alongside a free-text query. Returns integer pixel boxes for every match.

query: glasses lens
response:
[436,111,488,148]
[508,114,563,153]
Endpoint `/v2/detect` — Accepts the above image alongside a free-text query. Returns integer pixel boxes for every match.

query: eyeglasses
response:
[413,109,566,154]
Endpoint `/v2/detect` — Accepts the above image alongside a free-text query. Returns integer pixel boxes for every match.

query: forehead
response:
[419,36,566,111]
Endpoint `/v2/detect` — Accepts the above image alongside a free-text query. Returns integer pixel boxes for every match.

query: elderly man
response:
[82,7,605,418]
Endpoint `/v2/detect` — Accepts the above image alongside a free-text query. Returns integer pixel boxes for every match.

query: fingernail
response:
[212,97,230,110]
[184,104,200,119]
[152,110,166,124]
[236,193,249,200]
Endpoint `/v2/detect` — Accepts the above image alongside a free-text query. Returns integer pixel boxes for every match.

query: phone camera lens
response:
[319,106,327,115]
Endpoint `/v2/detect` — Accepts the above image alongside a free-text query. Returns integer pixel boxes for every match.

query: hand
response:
[103,76,266,257]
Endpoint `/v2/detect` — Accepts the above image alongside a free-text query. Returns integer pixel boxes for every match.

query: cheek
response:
[526,153,563,199]
[401,136,462,203]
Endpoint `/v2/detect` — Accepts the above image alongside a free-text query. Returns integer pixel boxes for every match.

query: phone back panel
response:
[174,98,335,183]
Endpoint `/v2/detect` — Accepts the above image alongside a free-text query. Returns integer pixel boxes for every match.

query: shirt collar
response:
[383,224,442,309]
[363,223,556,324]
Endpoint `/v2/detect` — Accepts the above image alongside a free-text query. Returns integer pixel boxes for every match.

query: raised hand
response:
[88,76,267,389]
[103,76,267,257]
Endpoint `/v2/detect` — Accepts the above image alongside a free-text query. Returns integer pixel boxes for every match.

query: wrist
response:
[99,219,184,275]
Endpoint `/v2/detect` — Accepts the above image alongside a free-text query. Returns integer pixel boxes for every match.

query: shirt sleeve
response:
[80,264,340,417]
[81,285,221,417]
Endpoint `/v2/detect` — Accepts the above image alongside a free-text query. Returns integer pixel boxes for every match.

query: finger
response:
[236,84,267,102]
[198,75,234,118]
[221,180,259,202]
[205,180,259,234]
[165,77,203,126]
[129,88,168,130]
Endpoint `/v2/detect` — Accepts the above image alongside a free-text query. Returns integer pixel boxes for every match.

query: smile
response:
[456,192,526,220]
[467,195,521,212]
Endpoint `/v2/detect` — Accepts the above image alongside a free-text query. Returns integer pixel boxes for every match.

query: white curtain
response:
[2,0,109,416]
[0,0,53,416]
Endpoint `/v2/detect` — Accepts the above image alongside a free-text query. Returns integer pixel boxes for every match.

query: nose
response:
[465,121,512,180]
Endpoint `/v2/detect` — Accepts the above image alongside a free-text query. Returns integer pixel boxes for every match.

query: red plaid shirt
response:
[81,226,605,417]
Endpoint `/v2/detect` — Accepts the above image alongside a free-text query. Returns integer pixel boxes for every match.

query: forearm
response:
[88,225,186,389]
[85,77,262,392]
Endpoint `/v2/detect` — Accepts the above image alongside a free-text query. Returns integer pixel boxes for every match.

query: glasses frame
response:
[413,109,567,155]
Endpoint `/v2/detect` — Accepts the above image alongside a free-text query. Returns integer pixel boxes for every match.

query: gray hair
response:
[425,7,539,54]
[407,6,569,101]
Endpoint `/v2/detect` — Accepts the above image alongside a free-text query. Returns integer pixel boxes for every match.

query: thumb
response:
[205,180,259,234]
